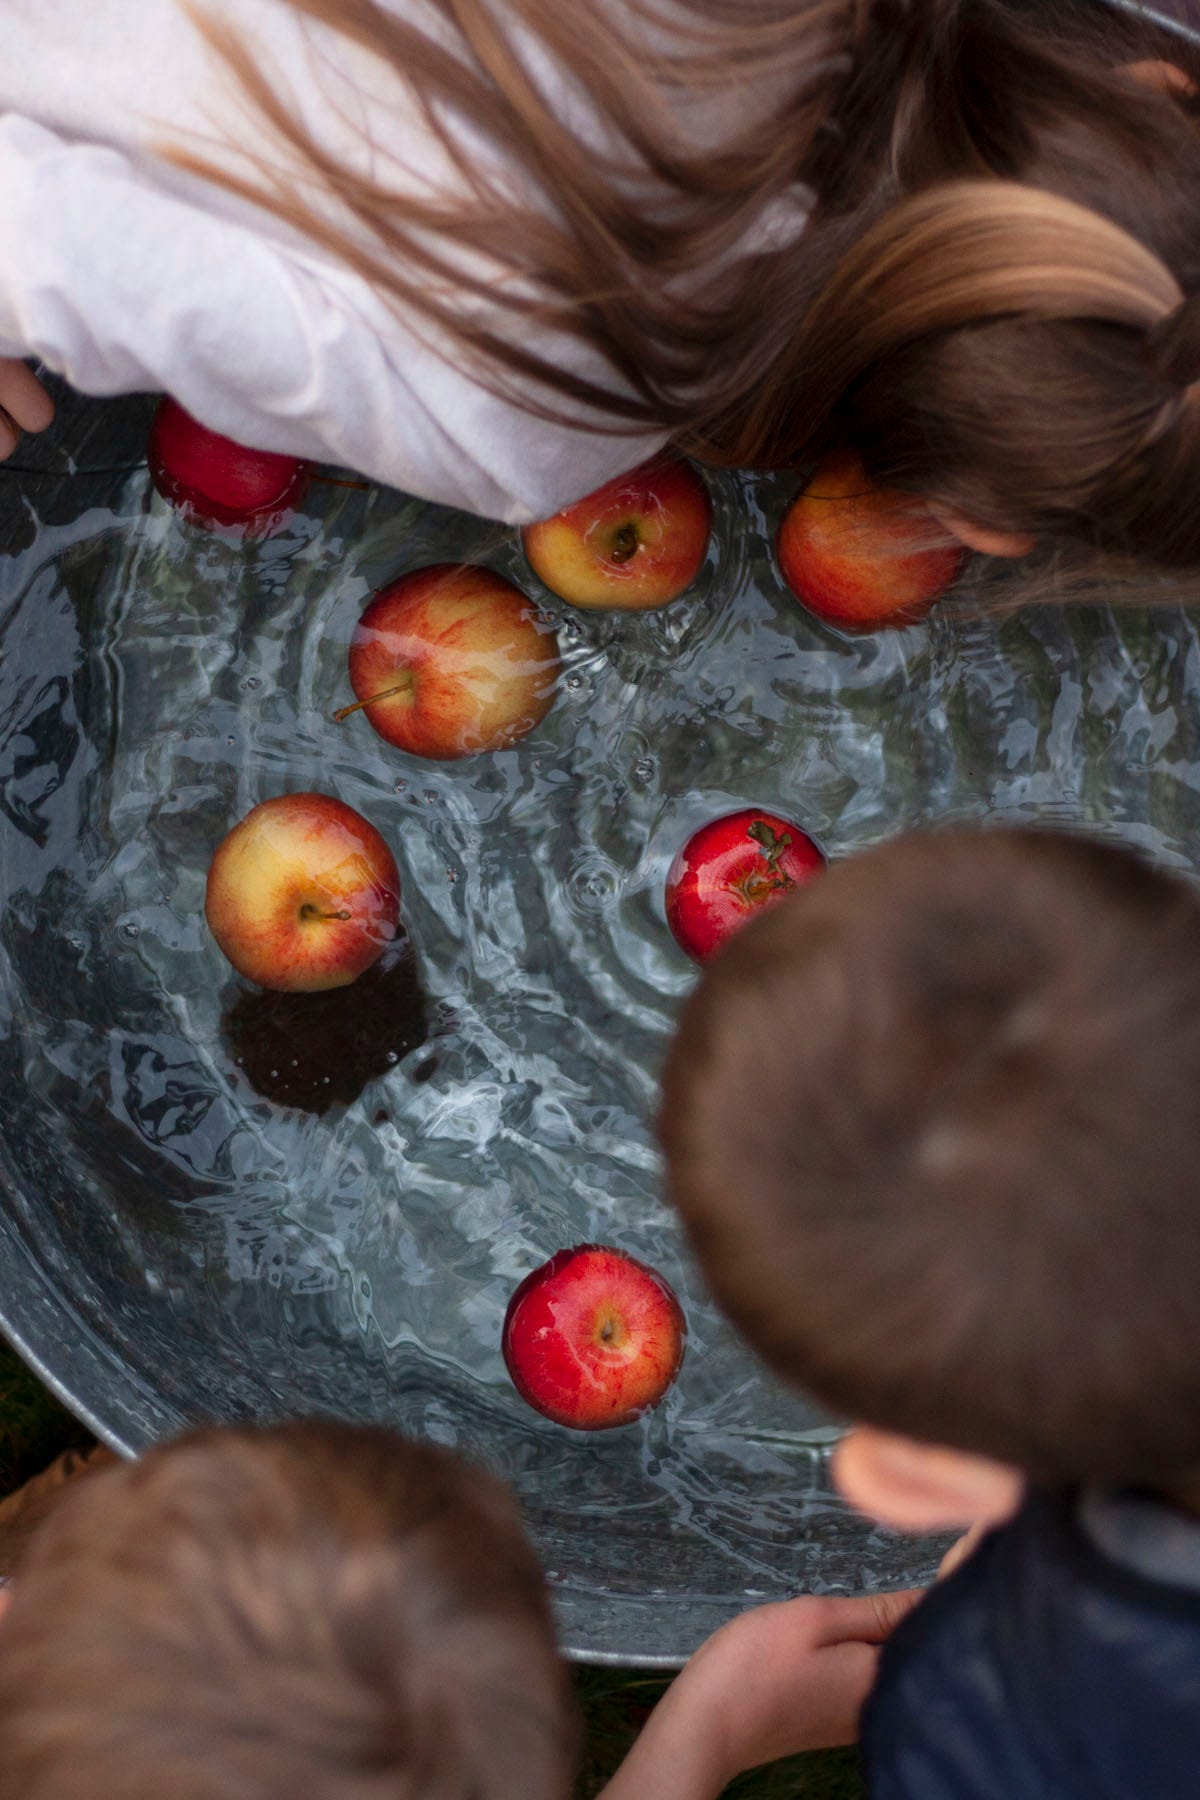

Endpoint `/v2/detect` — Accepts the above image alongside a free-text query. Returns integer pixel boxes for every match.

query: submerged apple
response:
[340,565,560,760]
[522,457,712,611]
[148,397,311,530]
[502,1244,686,1430]
[206,793,400,993]
[777,452,962,631]
[666,807,825,962]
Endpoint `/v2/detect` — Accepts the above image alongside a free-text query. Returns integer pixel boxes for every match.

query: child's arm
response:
[598,1589,921,1800]
[0,116,657,523]
[0,360,52,459]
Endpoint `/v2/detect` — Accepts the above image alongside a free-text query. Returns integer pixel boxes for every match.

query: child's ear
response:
[924,505,1034,559]
[1123,60,1196,97]
[833,1429,1023,1533]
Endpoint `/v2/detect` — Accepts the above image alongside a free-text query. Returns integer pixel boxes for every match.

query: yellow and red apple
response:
[777,452,962,631]
[502,1244,686,1430]
[148,397,311,532]
[341,565,560,760]
[522,457,712,611]
[206,793,400,993]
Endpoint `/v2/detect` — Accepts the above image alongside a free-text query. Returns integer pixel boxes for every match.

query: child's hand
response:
[598,1588,922,1800]
[0,360,53,459]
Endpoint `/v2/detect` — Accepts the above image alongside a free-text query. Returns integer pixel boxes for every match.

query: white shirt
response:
[0,0,809,521]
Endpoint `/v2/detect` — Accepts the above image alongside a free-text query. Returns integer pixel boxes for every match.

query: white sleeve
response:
[0,115,659,522]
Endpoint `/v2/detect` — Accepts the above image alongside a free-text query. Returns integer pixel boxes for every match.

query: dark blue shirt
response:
[862,1488,1200,1798]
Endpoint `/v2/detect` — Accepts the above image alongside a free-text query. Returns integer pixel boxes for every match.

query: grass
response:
[572,1665,864,1797]
[0,1341,863,1797]
[0,1343,91,1496]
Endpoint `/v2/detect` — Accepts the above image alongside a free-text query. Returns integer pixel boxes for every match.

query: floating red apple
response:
[502,1244,686,1430]
[522,457,712,611]
[148,396,312,531]
[339,565,560,760]
[776,452,962,631]
[206,793,400,993]
[666,807,824,962]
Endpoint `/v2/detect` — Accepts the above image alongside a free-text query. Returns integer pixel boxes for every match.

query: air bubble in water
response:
[117,918,141,943]
[239,675,262,691]
[565,852,622,915]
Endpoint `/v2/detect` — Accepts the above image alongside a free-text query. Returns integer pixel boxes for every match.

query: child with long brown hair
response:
[1,2,1199,597]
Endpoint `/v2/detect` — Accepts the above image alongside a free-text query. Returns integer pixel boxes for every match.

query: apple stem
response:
[333,677,414,723]
[744,819,795,896]
[300,904,352,922]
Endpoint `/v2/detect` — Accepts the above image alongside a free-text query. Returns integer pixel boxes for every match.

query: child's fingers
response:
[812,1587,925,1647]
[0,408,19,461]
[0,360,54,437]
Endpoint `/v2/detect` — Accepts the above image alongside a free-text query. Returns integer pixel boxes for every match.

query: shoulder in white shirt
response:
[0,0,806,520]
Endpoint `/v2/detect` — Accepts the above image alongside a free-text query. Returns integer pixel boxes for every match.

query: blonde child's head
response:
[0,1421,577,1800]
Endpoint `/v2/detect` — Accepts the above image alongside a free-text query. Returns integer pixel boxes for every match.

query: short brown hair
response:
[662,828,1200,1484]
[0,1421,577,1800]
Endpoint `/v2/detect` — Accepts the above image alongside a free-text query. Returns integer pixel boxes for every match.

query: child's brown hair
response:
[0,1421,577,1800]
[661,828,1200,1485]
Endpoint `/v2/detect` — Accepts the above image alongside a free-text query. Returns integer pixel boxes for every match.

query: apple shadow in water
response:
[223,933,441,1116]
